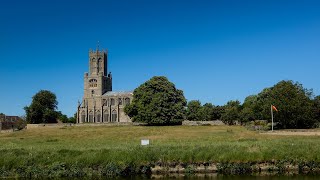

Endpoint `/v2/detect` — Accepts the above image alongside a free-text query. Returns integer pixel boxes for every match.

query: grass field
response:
[1,125,320,177]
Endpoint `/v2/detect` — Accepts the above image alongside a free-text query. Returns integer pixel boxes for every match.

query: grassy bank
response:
[1,125,320,177]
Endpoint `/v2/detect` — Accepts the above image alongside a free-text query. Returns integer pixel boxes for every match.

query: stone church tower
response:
[77,47,133,123]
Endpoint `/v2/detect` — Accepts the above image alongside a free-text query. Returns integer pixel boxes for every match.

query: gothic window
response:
[103,110,109,122]
[91,58,96,73]
[96,111,101,123]
[98,58,103,71]
[89,79,97,88]
[125,98,130,105]
[103,99,108,106]
[118,98,122,105]
[89,111,94,123]
[81,111,86,123]
[111,110,117,122]
[110,98,115,106]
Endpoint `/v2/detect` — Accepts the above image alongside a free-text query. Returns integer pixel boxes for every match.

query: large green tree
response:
[253,80,316,129]
[124,76,186,125]
[24,90,58,124]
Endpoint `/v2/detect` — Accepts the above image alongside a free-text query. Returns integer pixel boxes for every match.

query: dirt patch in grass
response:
[262,129,320,136]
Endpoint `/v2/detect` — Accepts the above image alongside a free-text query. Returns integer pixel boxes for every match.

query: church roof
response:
[102,91,133,97]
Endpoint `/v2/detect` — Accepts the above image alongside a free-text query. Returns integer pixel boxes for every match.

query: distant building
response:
[0,114,24,130]
[77,47,133,123]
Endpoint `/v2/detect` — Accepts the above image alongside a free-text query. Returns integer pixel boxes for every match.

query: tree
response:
[124,76,187,125]
[186,100,202,120]
[313,96,320,124]
[24,90,58,124]
[255,80,316,129]
[240,95,259,124]
[200,103,215,121]
[221,100,241,125]
[57,111,69,123]
[212,106,225,120]
[68,113,77,123]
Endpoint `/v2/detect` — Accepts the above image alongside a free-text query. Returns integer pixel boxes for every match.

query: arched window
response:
[125,98,130,105]
[96,111,101,123]
[110,98,115,106]
[118,98,122,105]
[98,58,103,71]
[103,99,108,106]
[89,111,94,123]
[91,58,96,73]
[81,111,86,123]
[89,79,97,88]
[103,110,109,122]
[111,110,117,122]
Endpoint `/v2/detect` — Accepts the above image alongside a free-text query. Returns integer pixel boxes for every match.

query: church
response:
[77,48,133,123]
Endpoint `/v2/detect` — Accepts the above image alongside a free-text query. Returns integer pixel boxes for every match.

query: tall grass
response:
[1,125,320,177]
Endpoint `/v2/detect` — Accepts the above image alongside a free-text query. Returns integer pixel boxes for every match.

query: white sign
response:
[141,139,149,146]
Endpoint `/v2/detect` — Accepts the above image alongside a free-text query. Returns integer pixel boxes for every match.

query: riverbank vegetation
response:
[1,125,320,177]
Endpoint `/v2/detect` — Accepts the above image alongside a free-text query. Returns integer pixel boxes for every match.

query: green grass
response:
[1,125,320,177]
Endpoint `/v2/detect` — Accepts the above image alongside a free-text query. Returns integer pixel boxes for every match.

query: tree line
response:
[23,76,320,129]
[125,77,320,129]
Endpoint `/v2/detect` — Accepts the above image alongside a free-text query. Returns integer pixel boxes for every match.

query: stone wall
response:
[182,120,225,126]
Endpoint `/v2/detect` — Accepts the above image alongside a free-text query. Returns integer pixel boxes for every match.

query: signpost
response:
[141,139,149,146]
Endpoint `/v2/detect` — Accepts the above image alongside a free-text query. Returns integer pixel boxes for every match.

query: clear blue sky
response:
[1,0,320,117]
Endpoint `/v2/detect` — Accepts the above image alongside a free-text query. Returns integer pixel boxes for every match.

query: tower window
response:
[89,79,97,88]
[118,98,122,105]
[125,98,130,105]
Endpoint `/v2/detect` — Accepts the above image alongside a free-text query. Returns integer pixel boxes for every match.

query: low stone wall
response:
[26,121,225,129]
[182,120,225,126]
[26,122,144,129]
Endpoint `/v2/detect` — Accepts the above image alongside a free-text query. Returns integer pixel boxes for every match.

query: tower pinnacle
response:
[97,41,100,51]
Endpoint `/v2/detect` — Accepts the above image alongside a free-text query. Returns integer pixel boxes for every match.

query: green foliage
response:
[200,103,215,121]
[186,100,202,120]
[68,117,76,124]
[124,76,187,125]
[240,95,259,124]
[186,101,221,121]
[237,80,318,129]
[255,80,316,129]
[24,90,59,124]
[212,106,225,120]
[221,100,241,125]
[313,96,320,124]
[57,111,69,123]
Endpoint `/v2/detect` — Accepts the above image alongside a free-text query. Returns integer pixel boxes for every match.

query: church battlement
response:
[89,49,108,54]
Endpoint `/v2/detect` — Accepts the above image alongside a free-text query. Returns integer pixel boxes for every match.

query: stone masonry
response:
[77,48,133,123]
